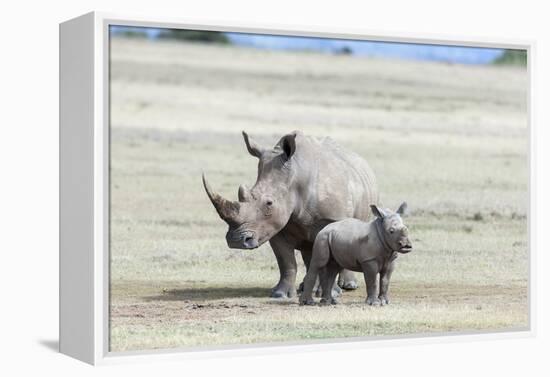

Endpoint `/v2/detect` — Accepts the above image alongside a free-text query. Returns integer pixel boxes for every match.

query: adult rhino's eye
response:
[264,199,274,217]
[389,227,395,233]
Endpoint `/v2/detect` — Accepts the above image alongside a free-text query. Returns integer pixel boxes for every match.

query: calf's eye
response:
[389,227,395,233]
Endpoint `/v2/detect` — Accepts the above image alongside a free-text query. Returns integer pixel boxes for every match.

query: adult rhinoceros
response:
[203,130,379,298]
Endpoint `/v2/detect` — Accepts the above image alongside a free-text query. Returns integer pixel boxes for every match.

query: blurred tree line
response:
[116,29,147,38]
[112,28,230,44]
[158,30,230,44]
[493,50,527,66]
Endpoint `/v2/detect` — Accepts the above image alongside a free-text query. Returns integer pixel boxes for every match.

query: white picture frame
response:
[59,11,535,365]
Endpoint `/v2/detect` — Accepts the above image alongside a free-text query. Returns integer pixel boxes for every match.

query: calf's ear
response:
[242,131,264,158]
[370,204,385,218]
[396,202,408,216]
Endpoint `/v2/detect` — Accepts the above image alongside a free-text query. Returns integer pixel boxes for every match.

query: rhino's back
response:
[319,218,376,271]
[321,218,368,245]
[296,134,378,223]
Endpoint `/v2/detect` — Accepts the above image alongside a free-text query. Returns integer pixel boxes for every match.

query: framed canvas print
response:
[59,12,534,365]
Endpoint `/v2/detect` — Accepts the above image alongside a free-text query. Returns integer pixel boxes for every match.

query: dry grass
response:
[109,37,529,352]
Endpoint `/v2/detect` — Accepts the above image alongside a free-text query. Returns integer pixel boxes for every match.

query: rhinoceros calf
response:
[300,203,412,306]
[203,131,378,298]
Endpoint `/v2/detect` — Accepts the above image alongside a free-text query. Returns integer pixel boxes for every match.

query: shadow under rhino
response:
[144,286,271,302]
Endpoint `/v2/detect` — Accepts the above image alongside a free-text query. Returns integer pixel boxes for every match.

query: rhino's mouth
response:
[398,245,413,253]
[243,235,259,249]
[227,228,281,250]
[226,230,260,249]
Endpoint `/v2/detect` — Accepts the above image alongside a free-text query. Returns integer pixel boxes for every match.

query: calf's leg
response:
[300,233,330,305]
[379,259,396,305]
[298,247,341,298]
[361,260,380,306]
[298,246,320,296]
[300,265,320,305]
[320,262,340,305]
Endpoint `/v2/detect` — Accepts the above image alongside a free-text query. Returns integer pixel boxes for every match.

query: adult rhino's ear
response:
[242,131,264,158]
[396,202,408,216]
[281,133,297,161]
[370,204,385,218]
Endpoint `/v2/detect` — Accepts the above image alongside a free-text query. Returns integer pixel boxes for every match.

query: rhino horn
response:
[202,174,241,222]
[238,184,252,202]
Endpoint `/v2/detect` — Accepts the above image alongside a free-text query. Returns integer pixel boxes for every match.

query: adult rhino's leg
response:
[338,269,359,290]
[269,234,297,298]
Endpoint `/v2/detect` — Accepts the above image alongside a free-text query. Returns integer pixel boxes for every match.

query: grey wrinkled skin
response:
[203,130,378,298]
[300,203,412,306]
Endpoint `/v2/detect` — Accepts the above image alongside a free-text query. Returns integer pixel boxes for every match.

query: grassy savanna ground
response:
[109,37,529,352]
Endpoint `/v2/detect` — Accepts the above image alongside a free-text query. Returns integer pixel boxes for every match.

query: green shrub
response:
[493,50,527,66]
